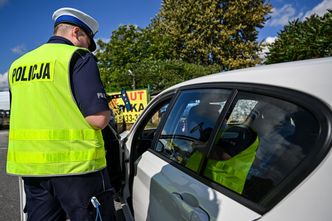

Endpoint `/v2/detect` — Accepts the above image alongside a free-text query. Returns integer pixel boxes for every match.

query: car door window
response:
[133,100,170,159]
[202,92,320,204]
[155,89,232,168]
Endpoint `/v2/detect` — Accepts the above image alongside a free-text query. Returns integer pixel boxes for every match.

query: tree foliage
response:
[126,60,220,92]
[96,25,148,91]
[96,0,271,92]
[152,0,271,69]
[265,10,332,64]
[96,24,220,92]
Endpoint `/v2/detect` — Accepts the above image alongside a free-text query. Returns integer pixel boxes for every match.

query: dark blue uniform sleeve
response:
[70,51,109,117]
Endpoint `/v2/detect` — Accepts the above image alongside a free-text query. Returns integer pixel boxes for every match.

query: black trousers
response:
[23,168,116,221]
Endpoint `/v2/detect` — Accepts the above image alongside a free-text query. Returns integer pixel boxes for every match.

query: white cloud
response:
[268,4,303,26]
[303,0,332,19]
[0,71,9,91]
[0,0,8,8]
[268,0,332,27]
[11,44,27,55]
[258,36,278,63]
[265,36,277,44]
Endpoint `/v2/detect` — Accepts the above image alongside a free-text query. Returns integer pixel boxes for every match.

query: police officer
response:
[6,8,116,221]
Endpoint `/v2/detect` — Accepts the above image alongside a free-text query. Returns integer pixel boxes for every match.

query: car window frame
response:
[127,91,177,197]
[131,82,332,215]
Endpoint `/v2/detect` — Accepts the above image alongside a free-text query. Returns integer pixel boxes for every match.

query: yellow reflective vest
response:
[186,136,259,194]
[7,43,106,176]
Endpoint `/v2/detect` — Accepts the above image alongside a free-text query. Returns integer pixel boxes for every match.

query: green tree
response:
[265,10,332,64]
[96,1,271,92]
[96,24,220,92]
[96,25,146,91]
[152,0,271,70]
[127,60,220,92]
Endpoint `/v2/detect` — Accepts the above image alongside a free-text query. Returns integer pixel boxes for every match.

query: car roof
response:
[161,57,332,108]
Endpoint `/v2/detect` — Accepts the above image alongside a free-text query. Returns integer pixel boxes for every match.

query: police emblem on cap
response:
[52,7,99,51]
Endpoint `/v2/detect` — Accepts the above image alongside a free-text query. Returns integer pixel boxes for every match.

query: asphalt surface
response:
[0,129,20,221]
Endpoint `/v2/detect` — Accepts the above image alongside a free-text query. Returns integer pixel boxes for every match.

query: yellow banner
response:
[108,89,148,124]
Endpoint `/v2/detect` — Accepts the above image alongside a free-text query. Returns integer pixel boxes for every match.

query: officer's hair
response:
[53,23,76,35]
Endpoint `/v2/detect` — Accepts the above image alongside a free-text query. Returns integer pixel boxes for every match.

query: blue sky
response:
[0,0,331,91]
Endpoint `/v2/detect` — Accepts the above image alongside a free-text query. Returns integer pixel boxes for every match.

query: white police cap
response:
[52,7,99,51]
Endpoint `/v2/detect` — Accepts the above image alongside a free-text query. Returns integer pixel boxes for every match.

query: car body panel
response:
[161,57,332,107]
[261,150,332,220]
[133,151,261,221]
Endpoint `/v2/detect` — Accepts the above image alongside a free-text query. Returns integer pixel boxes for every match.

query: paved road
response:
[0,129,20,221]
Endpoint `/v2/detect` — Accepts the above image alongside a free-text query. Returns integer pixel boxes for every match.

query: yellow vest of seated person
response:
[186,136,259,194]
[7,43,106,176]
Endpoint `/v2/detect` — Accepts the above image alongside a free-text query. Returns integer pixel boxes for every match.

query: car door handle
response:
[171,192,210,221]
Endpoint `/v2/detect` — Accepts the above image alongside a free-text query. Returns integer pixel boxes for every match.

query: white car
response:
[115,57,332,221]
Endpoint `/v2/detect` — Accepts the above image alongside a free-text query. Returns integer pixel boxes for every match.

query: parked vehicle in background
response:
[0,109,10,129]
[0,111,2,128]
[117,57,332,221]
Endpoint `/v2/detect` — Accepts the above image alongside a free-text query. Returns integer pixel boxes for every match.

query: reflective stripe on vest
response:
[186,136,259,194]
[7,44,106,176]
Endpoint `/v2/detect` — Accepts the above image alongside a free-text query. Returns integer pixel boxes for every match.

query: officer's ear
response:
[71,26,81,39]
